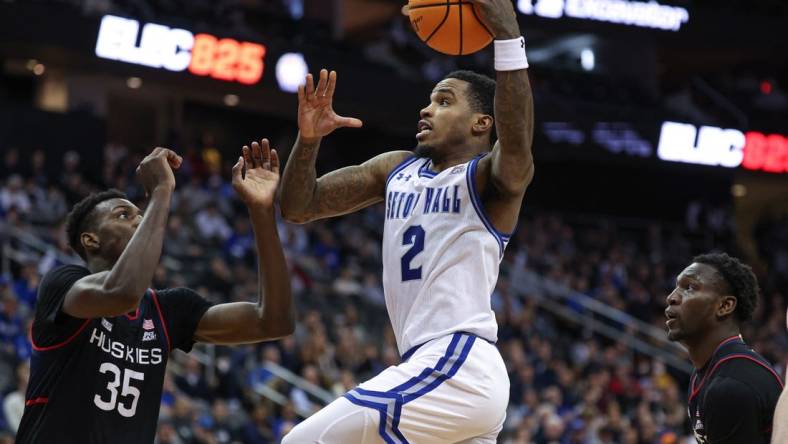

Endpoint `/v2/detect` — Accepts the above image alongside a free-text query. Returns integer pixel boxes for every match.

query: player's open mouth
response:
[416,120,432,140]
[664,310,678,327]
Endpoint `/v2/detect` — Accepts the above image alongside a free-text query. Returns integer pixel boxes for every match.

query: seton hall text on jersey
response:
[89,328,164,365]
[386,186,461,220]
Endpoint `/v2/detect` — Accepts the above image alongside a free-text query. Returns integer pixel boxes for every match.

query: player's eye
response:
[118,211,128,220]
[439,98,450,106]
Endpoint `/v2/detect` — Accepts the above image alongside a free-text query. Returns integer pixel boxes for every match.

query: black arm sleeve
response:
[703,377,764,444]
[32,265,91,346]
[152,287,212,352]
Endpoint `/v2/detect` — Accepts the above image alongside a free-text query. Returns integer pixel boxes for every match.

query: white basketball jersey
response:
[382,154,509,355]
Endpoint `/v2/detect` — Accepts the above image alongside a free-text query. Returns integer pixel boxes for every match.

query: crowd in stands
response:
[1,143,787,444]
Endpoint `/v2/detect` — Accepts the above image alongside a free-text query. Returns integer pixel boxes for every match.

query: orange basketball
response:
[408,0,494,56]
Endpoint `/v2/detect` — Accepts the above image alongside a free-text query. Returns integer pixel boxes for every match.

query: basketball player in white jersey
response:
[279,1,533,442]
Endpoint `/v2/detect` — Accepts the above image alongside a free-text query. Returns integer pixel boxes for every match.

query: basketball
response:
[407,0,494,56]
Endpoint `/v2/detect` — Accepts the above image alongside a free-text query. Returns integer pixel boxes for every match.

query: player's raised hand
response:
[466,0,520,39]
[136,147,181,195]
[297,69,363,140]
[233,139,280,209]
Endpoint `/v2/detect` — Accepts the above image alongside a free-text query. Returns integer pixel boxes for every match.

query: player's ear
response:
[81,232,100,254]
[717,295,737,318]
[472,114,493,135]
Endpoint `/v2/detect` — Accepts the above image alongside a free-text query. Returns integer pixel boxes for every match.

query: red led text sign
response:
[658,121,788,174]
[95,15,266,85]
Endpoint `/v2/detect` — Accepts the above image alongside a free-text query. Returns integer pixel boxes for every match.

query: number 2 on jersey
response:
[94,362,144,417]
[401,225,425,281]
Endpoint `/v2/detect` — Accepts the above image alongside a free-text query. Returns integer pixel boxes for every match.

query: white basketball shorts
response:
[282,332,509,443]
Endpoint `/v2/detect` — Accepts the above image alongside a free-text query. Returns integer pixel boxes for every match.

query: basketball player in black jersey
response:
[665,252,783,444]
[16,141,293,443]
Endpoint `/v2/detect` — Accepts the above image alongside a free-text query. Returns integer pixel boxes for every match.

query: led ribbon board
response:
[517,0,690,32]
[658,121,788,174]
[95,15,266,85]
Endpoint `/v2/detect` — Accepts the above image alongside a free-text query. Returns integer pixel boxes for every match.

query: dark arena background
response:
[1,0,788,442]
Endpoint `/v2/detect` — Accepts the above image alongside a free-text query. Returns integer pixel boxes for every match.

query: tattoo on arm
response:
[280,134,321,222]
[311,166,384,217]
[491,69,535,193]
[281,142,409,223]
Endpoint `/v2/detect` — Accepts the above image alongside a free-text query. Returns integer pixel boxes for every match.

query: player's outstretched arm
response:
[193,140,294,344]
[280,69,410,223]
[63,148,181,318]
[472,0,535,196]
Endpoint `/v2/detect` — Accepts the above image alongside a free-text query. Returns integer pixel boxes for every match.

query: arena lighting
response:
[126,77,142,89]
[276,52,308,93]
[95,15,266,85]
[223,94,240,107]
[731,184,747,197]
[580,48,595,71]
[517,0,690,32]
[657,121,788,174]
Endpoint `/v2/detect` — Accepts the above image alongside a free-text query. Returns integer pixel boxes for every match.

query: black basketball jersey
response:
[687,335,783,444]
[17,265,211,444]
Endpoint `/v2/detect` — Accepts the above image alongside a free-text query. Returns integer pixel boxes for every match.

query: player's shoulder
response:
[39,264,90,292]
[712,355,782,392]
[384,150,416,165]
[42,263,90,280]
[374,149,414,172]
[151,286,202,300]
[151,287,212,313]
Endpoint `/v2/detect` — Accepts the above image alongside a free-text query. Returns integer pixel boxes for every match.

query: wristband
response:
[494,36,529,71]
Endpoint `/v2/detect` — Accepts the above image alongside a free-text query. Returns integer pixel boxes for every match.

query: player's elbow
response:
[493,164,534,197]
[259,309,295,340]
[279,205,312,224]
[262,320,295,340]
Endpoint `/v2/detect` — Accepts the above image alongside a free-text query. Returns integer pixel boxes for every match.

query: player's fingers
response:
[270,149,280,174]
[251,141,263,168]
[231,156,244,185]
[305,73,315,99]
[316,69,328,96]
[336,116,364,128]
[162,149,182,169]
[326,71,337,98]
[242,145,253,169]
[260,138,272,169]
[144,147,163,161]
[401,4,410,16]
[298,83,306,102]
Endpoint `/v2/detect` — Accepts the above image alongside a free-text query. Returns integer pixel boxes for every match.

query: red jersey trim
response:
[25,397,49,406]
[714,335,741,351]
[689,354,784,401]
[30,319,92,352]
[689,335,742,396]
[125,307,141,320]
[150,289,172,352]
